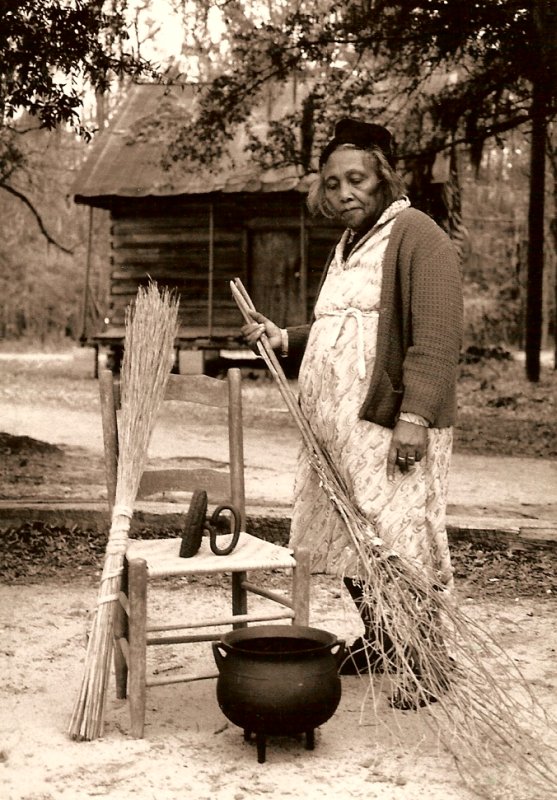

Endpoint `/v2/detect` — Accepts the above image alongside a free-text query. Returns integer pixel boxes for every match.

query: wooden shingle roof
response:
[73,82,312,206]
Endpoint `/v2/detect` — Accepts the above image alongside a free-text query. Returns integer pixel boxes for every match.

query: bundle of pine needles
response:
[231,276,557,799]
[68,282,179,741]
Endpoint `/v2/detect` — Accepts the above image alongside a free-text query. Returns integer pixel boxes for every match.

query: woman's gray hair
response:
[307,143,406,220]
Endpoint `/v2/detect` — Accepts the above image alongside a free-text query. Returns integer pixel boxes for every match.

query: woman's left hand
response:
[387,420,428,481]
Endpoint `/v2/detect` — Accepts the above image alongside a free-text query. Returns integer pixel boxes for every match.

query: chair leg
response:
[232,571,248,629]
[128,558,148,738]
[292,547,311,627]
[113,560,129,700]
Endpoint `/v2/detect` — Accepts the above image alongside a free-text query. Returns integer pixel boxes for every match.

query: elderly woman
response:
[242,119,463,695]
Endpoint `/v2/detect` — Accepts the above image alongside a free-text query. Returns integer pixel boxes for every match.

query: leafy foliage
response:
[0,1,157,257]
[3,519,557,597]
[0,0,153,134]
[0,522,105,582]
[0,121,111,341]
[0,2,152,330]
[160,1,556,174]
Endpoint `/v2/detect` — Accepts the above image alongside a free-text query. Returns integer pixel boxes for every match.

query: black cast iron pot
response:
[212,624,344,763]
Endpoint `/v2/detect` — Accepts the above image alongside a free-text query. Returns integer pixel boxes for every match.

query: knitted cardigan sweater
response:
[287,207,463,429]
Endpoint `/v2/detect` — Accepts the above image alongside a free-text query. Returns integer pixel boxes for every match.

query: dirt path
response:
[0,400,300,508]
[2,398,557,521]
[1,347,557,520]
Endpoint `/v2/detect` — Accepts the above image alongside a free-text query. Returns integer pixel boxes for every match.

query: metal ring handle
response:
[209,503,242,555]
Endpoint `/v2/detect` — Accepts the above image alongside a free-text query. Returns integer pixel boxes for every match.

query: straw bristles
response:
[68,282,179,741]
[231,277,557,798]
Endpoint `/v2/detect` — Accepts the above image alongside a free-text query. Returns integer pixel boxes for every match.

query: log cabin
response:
[73,81,341,373]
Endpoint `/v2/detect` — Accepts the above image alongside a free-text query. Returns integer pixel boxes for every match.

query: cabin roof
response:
[73,82,313,206]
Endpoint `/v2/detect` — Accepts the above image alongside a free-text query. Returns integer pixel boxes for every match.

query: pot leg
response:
[305,729,315,751]
[243,729,251,742]
[256,732,266,763]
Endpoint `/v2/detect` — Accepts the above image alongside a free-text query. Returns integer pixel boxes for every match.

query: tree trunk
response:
[526,0,557,379]
[551,125,557,370]
[525,80,547,382]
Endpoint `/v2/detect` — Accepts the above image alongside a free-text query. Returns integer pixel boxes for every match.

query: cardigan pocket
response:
[360,370,403,429]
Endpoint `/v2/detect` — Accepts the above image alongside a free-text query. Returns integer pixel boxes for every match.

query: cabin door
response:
[249,230,306,327]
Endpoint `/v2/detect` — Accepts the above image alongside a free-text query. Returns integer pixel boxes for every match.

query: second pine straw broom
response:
[68,282,179,741]
[231,276,557,800]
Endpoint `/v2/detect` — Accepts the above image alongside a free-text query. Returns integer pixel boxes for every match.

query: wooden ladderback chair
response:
[99,367,310,738]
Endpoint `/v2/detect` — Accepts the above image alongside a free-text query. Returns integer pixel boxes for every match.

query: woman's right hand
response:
[241,311,282,353]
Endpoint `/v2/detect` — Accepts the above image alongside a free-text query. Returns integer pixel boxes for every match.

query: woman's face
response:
[322,147,383,231]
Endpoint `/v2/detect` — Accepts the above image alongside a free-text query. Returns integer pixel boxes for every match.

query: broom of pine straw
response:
[68,282,179,741]
[231,277,557,800]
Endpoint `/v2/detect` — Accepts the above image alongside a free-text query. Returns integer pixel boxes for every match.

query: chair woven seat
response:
[127,533,296,577]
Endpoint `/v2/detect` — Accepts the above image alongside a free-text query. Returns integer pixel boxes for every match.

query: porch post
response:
[299,203,308,321]
[208,202,215,338]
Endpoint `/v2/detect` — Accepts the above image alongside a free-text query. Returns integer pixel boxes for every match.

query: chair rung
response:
[148,632,222,646]
[147,610,294,645]
[146,670,218,687]
[147,608,294,634]
[240,580,294,609]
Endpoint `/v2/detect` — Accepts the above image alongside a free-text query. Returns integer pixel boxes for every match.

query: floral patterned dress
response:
[289,199,454,588]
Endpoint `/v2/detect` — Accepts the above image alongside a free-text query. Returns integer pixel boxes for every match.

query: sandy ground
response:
[2,573,557,800]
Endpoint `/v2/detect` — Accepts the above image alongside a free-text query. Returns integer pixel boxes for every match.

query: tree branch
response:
[0,183,74,254]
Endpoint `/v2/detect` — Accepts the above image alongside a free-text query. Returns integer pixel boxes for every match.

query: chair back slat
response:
[137,468,231,502]
[164,374,229,406]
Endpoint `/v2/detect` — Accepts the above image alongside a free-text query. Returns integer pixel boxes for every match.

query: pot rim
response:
[218,624,339,656]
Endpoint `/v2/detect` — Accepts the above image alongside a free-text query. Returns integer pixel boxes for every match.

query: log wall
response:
[106,194,340,336]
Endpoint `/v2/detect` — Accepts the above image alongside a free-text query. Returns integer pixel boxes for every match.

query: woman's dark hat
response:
[319,118,396,168]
